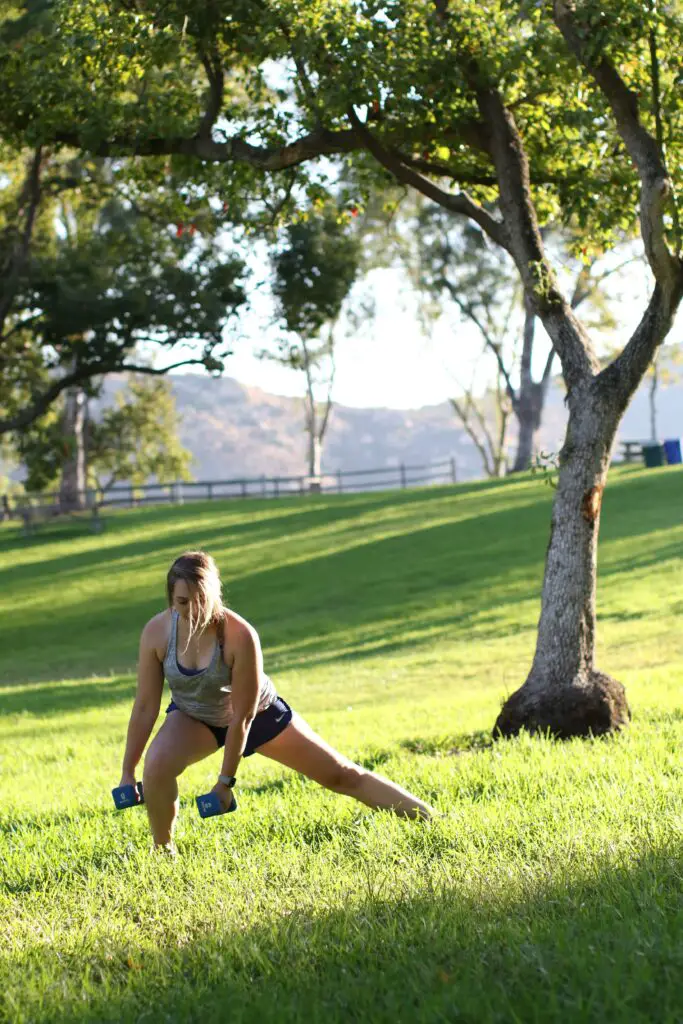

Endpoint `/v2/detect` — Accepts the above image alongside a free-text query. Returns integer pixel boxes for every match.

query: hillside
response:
[4,362,680,489]
[101,365,683,483]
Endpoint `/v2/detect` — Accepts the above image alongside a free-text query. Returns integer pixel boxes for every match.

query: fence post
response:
[299,477,305,494]
[400,463,407,489]
[336,469,343,494]
[208,482,213,501]
[450,457,457,483]
[261,474,267,497]
[274,477,280,498]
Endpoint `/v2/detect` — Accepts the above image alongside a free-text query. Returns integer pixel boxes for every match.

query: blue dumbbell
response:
[196,791,238,818]
[111,781,144,810]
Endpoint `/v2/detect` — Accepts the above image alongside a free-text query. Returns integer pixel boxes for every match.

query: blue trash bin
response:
[642,443,665,468]
[663,439,682,465]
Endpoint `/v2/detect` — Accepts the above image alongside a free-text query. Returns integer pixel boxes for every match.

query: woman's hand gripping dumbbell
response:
[111,773,144,810]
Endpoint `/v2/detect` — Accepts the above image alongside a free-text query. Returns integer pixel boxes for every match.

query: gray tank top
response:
[163,610,276,727]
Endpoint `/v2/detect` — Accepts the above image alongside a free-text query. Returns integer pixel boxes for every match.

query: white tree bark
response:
[59,387,87,511]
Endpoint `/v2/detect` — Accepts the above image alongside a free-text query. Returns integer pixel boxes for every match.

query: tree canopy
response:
[2,1,680,241]
[0,152,248,435]
[2,1,681,405]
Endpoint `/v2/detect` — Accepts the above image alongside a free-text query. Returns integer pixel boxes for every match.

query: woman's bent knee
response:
[143,748,179,786]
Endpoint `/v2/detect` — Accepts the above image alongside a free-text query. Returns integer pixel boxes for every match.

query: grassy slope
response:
[0,465,681,1023]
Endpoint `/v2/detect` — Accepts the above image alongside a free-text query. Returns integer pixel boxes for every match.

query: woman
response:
[119,551,434,851]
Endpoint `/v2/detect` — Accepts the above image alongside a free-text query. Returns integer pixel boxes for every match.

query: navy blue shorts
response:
[165,696,293,755]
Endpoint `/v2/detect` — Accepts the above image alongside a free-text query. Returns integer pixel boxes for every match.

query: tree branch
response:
[53,125,361,172]
[300,336,317,446]
[440,278,518,410]
[262,168,297,227]
[318,325,336,444]
[347,107,511,252]
[540,346,556,390]
[474,86,599,392]
[553,1,682,292]
[0,357,210,435]
[597,281,683,409]
[0,311,44,344]
[395,149,631,192]
[470,391,498,461]
[519,291,535,392]
[450,395,495,478]
[0,147,43,333]
[389,150,499,187]
[198,50,224,140]
[427,3,594,390]
[494,373,511,476]
[120,358,213,376]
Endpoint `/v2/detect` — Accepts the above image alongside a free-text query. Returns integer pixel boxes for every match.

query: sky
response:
[222,267,488,410]
[171,242,681,412]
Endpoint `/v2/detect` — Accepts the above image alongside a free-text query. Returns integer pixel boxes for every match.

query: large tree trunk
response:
[510,294,539,473]
[308,432,322,479]
[511,384,542,473]
[510,296,556,473]
[495,389,631,738]
[59,387,87,511]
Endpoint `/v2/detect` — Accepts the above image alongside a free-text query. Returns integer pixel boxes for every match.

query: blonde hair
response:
[166,551,226,646]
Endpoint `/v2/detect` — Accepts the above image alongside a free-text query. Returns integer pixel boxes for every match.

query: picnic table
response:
[618,440,644,464]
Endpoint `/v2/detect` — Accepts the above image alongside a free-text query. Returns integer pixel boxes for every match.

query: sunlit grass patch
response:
[1,466,682,1022]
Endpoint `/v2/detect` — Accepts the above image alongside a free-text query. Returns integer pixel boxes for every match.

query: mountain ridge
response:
[121,370,683,483]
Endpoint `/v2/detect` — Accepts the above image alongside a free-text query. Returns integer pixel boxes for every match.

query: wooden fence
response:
[2,455,458,519]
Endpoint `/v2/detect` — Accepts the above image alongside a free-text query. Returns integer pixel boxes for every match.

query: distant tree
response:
[450,353,514,480]
[88,376,193,491]
[0,152,248,441]
[411,209,633,473]
[14,401,66,494]
[269,204,362,480]
[18,374,192,497]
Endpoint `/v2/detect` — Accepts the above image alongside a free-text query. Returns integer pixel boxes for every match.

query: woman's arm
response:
[120,620,164,784]
[213,618,261,800]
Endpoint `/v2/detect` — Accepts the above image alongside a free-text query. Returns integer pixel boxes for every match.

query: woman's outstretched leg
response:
[257,713,434,820]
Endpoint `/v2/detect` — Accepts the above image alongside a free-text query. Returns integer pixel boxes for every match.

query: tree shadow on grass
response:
[0,676,135,717]
[0,479,513,580]
[3,470,681,689]
[401,730,493,757]
[599,537,683,581]
[0,498,548,686]
[0,500,373,591]
[0,477,529,562]
[2,846,681,1023]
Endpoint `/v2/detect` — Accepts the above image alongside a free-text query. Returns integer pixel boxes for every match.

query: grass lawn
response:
[0,465,682,1023]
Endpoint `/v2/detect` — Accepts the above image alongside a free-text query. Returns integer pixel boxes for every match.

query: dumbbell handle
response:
[111,781,144,810]
[196,791,238,818]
